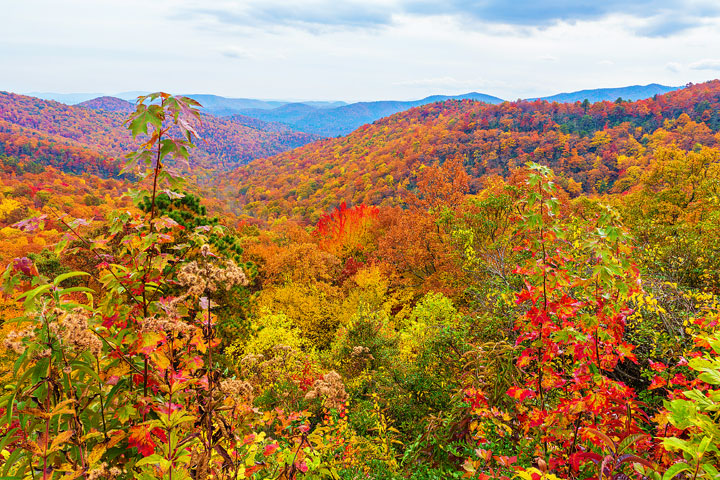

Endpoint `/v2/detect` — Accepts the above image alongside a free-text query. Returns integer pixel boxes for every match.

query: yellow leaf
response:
[88,444,107,466]
[49,430,75,453]
[151,351,171,370]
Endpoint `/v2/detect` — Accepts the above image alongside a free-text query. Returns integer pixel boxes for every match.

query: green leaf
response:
[662,437,693,454]
[17,283,52,309]
[53,271,90,286]
[666,399,696,429]
[662,462,691,480]
[136,454,171,468]
[1,446,24,476]
[56,286,96,296]
[698,370,720,385]
[697,435,711,456]
[702,463,719,478]
[72,363,103,385]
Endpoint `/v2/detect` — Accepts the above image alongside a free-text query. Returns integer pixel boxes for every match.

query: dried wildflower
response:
[242,353,264,366]
[222,260,249,288]
[305,370,348,410]
[351,346,374,360]
[3,326,35,354]
[87,462,110,480]
[34,348,52,359]
[177,259,249,296]
[139,315,192,334]
[51,308,102,356]
[220,378,254,402]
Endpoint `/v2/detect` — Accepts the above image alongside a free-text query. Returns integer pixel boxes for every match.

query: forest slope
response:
[223,81,720,221]
[0,92,322,175]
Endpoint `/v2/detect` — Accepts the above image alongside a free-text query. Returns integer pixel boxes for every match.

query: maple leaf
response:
[648,360,667,372]
[263,443,279,456]
[648,375,667,390]
[128,425,156,456]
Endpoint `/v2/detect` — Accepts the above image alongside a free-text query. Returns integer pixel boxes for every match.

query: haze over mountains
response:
[29,83,679,137]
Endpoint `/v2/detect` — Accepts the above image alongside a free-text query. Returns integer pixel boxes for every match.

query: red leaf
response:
[263,443,279,456]
[128,425,156,456]
[648,360,667,372]
[507,386,536,401]
[648,375,666,390]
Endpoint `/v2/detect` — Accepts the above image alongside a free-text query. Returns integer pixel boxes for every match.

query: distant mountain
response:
[23,85,682,139]
[300,101,348,109]
[26,92,105,104]
[181,94,287,115]
[25,90,505,137]
[77,96,135,113]
[112,91,151,101]
[238,103,321,125]
[237,92,506,137]
[26,91,149,104]
[536,84,679,103]
[180,95,347,116]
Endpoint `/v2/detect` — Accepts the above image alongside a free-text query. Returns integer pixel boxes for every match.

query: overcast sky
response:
[2,0,720,102]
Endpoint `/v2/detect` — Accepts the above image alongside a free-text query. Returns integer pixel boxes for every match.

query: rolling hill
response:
[77,96,135,113]
[219,81,720,221]
[0,92,322,176]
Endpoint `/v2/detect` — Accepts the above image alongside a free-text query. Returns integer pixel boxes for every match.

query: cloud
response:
[635,13,706,37]
[220,47,254,59]
[405,1,690,25]
[689,59,720,70]
[181,1,395,32]
[665,61,682,72]
[173,0,720,37]
[538,55,557,62]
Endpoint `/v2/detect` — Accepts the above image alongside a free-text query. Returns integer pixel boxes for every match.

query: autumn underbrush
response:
[1,93,719,479]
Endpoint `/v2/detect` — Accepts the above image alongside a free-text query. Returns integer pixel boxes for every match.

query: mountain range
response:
[29,84,679,137]
[530,83,680,103]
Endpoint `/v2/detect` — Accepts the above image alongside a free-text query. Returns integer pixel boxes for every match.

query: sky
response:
[2,0,720,102]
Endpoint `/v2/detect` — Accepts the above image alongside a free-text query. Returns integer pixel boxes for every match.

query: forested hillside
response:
[224,81,720,222]
[1,87,720,479]
[0,92,322,175]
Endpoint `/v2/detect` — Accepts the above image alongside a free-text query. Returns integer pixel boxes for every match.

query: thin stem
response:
[143,97,166,399]
[96,357,109,442]
[537,180,548,460]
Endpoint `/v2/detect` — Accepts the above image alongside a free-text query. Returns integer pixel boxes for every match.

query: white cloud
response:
[689,59,720,70]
